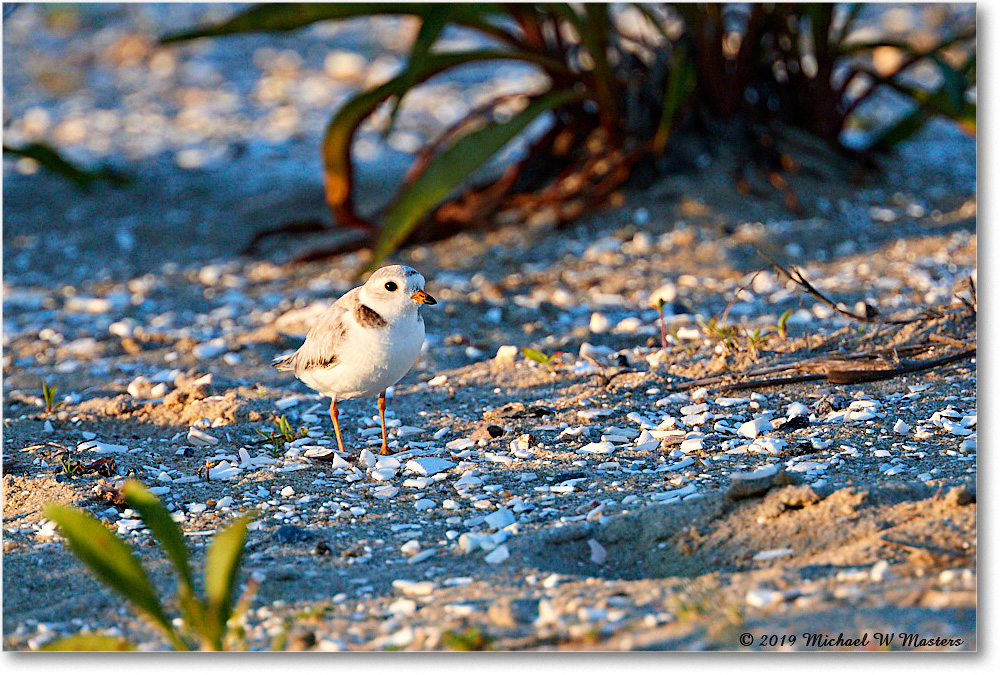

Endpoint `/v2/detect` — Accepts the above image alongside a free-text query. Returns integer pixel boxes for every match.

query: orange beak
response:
[411,290,437,305]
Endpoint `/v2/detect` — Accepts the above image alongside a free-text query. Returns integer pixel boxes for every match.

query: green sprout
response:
[654,298,670,350]
[42,481,257,651]
[743,327,767,360]
[256,415,308,456]
[58,452,80,479]
[441,625,493,651]
[521,347,556,372]
[699,318,739,353]
[775,309,793,341]
[42,382,62,413]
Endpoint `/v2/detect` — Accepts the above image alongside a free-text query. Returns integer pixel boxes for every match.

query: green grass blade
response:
[872,108,930,151]
[162,1,526,53]
[871,70,975,150]
[837,37,918,56]
[202,512,256,649]
[873,93,975,150]
[122,482,193,588]
[43,503,180,645]
[652,49,696,153]
[576,3,618,123]
[161,2,520,46]
[927,54,971,114]
[840,27,974,58]
[39,634,137,651]
[322,48,569,219]
[121,481,208,634]
[369,88,582,268]
[521,348,550,365]
[383,5,455,139]
[161,3,429,42]
[2,142,129,188]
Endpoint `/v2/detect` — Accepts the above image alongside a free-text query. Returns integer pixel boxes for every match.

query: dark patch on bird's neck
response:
[355,303,388,329]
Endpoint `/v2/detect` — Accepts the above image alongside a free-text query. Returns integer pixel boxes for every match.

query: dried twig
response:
[880,536,969,559]
[662,341,942,392]
[929,333,971,349]
[719,270,761,327]
[580,352,638,388]
[956,275,977,313]
[663,346,975,393]
[720,348,974,391]
[756,249,950,325]
[21,441,70,454]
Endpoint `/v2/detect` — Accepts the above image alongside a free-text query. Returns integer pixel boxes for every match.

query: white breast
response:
[299,310,425,401]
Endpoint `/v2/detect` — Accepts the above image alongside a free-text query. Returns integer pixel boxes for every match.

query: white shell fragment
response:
[588,539,608,565]
[484,508,516,531]
[77,441,129,454]
[406,457,455,476]
[738,417,772,439]
[187,427,219,446]
[192,338,227,360]
[753,548,794,561]
[484,545,510,564]
[746,588,785,608]
[207,461,240,480]
[786,402,811,418]
[577,441,616,455]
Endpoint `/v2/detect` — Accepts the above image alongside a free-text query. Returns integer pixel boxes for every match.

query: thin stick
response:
[719,270,761,328]
[757,249,949,325]
[763,349,972,390]
[664,348,975,393]
[662,341,943,392]
[929,333,970,349]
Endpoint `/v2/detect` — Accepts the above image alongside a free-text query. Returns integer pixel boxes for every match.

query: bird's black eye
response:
[384,281,398,292]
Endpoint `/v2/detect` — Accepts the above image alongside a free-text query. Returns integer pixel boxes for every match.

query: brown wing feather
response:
[273,289,355,375]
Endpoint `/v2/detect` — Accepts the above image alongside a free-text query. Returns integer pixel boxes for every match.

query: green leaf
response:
[369,87,582,267]
[39,634,137,651]
[840,27,974,58]
[927,54,969,115]
[383,5,456,139]
[202,512,256,649]
[2,143,129,188]
[652,50,696,153]
[520,347,551,365]
[575,3,618,123]
[322,48,567,221]
[122,482,192,589]
[161,3,422,42]
[872,51,975,150]
[777,308,793,334]
[161,2,520,47]
[42,503,179,645]
[120,481,208,636]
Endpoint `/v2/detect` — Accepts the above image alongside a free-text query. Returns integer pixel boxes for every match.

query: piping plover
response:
[273,265,436,456]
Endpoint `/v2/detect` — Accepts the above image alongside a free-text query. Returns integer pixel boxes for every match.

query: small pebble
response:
[484,545,510,564]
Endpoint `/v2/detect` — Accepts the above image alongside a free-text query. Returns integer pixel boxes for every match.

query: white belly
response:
[299,312,424,400]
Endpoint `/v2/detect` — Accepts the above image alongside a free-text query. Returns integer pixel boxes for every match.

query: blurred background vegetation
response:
[5,3,976,270]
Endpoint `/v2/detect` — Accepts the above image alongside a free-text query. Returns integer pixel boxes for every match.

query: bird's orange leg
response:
[329,399,347,457]
[377,391,391,455]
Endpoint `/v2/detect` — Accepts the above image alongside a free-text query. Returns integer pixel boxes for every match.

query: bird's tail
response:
[272,352,296,371]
